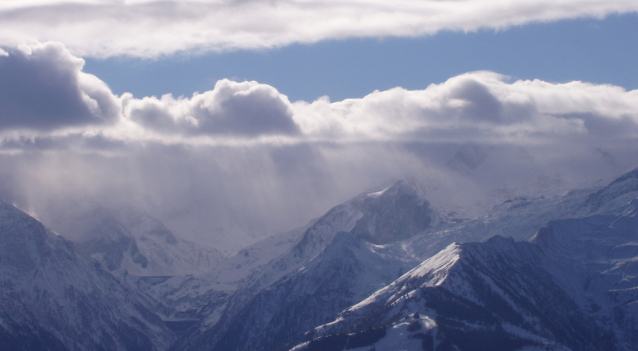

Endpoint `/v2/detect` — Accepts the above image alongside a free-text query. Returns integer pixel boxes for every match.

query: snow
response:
[5,168,638,350]
[0,200,175,350]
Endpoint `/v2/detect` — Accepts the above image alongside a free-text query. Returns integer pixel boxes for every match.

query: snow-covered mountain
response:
[294,168,638,351]
[446,143,489,174]
[296,237,611,351]
[197,232,415,351]
[167,180,440,350]
[63,206,226,276]
[168,174,630,351]
[386,187,593,264]
[4,166,638,350]
[0,200,175,350]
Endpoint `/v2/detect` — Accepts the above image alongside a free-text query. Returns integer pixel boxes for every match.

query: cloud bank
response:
[1,42,637,250]
[0,1,636,57]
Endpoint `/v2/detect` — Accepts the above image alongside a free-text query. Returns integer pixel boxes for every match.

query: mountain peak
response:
[366,179,417,199]
[350,180,440,245]
[583,166,638,213]
[0,200,72,275]
[609,167,638,185]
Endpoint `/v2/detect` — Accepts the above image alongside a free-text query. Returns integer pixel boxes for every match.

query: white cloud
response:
[291,72,638,143]
[0,1,636,57]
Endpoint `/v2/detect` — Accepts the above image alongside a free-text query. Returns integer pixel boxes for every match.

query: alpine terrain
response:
[2,168,638,350]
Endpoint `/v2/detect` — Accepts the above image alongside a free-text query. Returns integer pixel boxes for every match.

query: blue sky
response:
[83,13,638,102]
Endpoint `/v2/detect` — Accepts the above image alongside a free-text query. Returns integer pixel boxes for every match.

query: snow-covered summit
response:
[351,180,441,244]
[292,179,441,263]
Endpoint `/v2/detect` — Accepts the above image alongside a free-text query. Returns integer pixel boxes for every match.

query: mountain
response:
[133,226,308,335]
[5,167,637,350]
[200,232,414,351]
[294,168,638,351]
[387,187,592,263]
[296,237,612,351]
[582,167,638,213]
[75,207,149,273]
[446,143,489,174]
[169,176,619,351]
[285,179,440,275]
[0,200,174,350]
[67,206,226,276]
[170,180,440,350]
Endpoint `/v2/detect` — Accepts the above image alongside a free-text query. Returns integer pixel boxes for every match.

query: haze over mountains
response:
[1,2,637,350]
[1,166,638,350]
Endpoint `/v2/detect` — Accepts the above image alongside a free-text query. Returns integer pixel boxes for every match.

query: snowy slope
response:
[298,236,614,351]
[294,168,638,351]
[387,187,593,265]
[0,200,175,350]
[251,179,441,295]
[197,232,414,351]
[133,226,307,331]
[169,180,440,350]
[530,202,638,348]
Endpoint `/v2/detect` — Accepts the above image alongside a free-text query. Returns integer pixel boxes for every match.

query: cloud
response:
[292,72,638,143]
[124,79,299,137]
[1,44,638,249]
[0,1,636,57]
[0,43,635,146]
[0,42,120,131]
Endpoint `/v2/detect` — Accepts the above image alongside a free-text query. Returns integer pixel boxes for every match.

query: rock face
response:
[0,200,174,350]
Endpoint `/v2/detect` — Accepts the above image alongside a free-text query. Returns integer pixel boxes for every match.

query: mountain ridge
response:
[0,200,175,350]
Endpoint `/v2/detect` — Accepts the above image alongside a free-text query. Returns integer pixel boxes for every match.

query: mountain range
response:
[1,168,638,350]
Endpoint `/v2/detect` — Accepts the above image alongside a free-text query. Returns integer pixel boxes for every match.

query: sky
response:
[1,1,638,251]
[82,13,638,103]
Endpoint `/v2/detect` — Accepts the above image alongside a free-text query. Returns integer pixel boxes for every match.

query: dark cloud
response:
[126,97,182,134]
[0,42,120,131]
[126,80,299,137]
[195,84,299,136]
[451,78,504,124]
